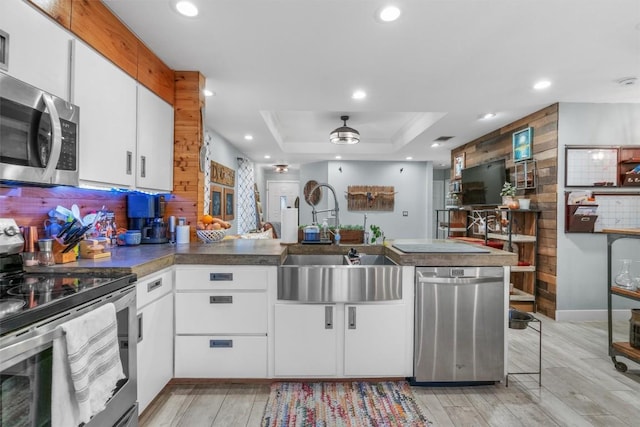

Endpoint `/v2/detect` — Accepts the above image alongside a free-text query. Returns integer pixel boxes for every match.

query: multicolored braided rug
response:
[261,381,431,427]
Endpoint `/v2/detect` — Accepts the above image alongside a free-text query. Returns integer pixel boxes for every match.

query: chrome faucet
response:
[308,183,340,231]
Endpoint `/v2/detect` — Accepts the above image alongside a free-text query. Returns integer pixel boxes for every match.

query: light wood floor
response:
[140,316,640,426]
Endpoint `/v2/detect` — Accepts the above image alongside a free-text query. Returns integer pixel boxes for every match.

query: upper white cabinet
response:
[72,40,137,189]
[72,40,174,192]
[136,85,174,192]
[0,0,71,98]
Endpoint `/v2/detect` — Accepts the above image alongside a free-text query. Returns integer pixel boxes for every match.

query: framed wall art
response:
[210,185,223,218]
[512,127,533,162]
[211,161,235,186]
[454,153,465,179]
[224,188,235,221]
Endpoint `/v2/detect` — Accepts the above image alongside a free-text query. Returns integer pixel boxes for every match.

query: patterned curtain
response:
[237,157,257,233]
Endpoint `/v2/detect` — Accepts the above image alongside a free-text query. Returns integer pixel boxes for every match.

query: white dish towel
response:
[52,302,125,427]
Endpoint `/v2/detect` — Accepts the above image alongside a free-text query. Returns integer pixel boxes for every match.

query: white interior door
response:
[266,181,299,223]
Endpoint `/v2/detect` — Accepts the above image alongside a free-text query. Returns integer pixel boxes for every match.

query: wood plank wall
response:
[165,72,206,241]
[0,186,127,239]
[27,0,174,104]
[451,104,559,318]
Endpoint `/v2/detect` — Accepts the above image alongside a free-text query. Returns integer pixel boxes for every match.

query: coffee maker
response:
[127,193,169,244]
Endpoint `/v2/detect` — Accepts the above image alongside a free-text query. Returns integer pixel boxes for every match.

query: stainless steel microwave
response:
[0,73,79,186]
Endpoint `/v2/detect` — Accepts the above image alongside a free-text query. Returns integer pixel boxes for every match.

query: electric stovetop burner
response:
[0,254,136,336]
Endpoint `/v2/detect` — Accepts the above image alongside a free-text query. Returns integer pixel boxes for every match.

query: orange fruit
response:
[202,214,214,225]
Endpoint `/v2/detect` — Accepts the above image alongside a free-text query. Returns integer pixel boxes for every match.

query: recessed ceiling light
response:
[203,89,214,97]
[480,112,496,119]
[431,143,440,148]
[264,155,271,159]
[533,80,551,90]
[175,1,198,17]
[406,156,413,160]
[244,134,254,141]
[335,155,342,159]
[378,6,401,22]
[352,90,367,100]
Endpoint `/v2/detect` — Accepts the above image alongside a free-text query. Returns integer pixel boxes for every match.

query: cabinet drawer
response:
[175,292,267,334]
[136,268,173,309]
[175,266,269,291]
[174,335,267,378]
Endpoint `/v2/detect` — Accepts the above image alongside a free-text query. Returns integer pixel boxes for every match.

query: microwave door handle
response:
[41,93,62,182]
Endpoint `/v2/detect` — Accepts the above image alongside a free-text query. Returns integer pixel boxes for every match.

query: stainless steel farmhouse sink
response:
[278,254,402,302]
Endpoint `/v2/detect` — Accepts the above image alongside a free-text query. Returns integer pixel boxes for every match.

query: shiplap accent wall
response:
[452,104,559,318]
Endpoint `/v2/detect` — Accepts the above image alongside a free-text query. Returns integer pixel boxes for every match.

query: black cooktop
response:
[0,265,136,336]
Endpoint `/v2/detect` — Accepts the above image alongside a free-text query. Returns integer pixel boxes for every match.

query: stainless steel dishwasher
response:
[413,266,505,383]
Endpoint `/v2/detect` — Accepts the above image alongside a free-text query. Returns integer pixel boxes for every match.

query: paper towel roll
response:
[176,225,190,244]
[280,208,298,244]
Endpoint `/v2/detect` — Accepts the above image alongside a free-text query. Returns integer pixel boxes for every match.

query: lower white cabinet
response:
[274,302,410,378]
[344,304,407,376]
[174,265,275,378]
[274,304,337,376]
[136,268,174,413]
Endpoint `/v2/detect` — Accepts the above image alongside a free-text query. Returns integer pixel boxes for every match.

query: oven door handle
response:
[0,286,135,371]
[41,93,63,183]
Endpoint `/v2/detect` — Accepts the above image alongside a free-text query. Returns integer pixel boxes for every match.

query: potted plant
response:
[500,182,519,209]
[370,224,383,244]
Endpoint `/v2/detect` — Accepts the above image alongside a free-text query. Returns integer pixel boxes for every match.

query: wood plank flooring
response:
[140,317,640,426]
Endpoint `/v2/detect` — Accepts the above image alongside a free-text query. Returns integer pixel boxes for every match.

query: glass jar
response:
[614,259,634,289]
[37,238,55,266]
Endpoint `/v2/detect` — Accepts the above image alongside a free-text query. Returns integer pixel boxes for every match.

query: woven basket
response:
[196,229,226,243]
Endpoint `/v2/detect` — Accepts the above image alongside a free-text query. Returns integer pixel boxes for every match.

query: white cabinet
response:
[72,40,137,189]
[71,41,174,192]
[274,304,337,376]
[0,0,71,99]
[174,265,275,378]
[136,85,174,192]
[136,267,174,414]
[344,304,407,376]
[273,301,412,378]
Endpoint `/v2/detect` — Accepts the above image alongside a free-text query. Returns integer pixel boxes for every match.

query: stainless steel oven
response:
[0,72,79,186]
[0,218,137,426]
[0,283,138,427]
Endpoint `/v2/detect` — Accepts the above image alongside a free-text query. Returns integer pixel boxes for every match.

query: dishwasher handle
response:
[417,275,501,285]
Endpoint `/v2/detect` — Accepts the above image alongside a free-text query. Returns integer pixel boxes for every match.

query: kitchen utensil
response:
[55,205,74,221]
[71,204,83,225]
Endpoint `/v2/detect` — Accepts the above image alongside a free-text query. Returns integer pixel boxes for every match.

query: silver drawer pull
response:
[210,340,233,348]
[325,306,333,329]
[210,296,233,304]
[137,313,143,343]
[210,273,233,281]
[147,279,162,292]
[348,306,356,329]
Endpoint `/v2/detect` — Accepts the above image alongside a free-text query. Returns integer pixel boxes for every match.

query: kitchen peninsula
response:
[24,239,516,412]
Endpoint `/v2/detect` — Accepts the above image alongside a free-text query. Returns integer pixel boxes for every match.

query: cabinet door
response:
[0,0,71,99]
[344,304,407,376]
[136,85,174,192]
[274,304,337,376]
[137,292,173,413]
[72,40,137,188]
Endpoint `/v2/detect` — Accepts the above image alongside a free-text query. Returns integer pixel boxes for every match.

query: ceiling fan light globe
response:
[330,128,360,145]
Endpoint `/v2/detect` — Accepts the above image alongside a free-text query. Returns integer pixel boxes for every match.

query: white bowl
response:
[196,229,226,243]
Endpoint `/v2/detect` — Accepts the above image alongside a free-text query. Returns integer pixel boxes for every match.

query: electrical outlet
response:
[402,211,408,217]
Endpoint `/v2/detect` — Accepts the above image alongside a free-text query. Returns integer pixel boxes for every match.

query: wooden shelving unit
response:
[602,228,640,373]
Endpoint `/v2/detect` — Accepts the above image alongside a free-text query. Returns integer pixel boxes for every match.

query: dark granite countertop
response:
[26,238,516,279]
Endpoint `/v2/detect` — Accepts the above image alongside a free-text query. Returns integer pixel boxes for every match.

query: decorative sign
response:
[224,188,235,220]
[347,185,396,211]
[211,161,235,186]
[512,127,533,162]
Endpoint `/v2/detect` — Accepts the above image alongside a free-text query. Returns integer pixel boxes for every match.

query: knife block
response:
[52,239,78,264]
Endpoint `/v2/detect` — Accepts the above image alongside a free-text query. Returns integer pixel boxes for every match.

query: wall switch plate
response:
[403,211,408,216]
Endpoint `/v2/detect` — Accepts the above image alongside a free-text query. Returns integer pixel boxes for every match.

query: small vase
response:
[615,259,633,289]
